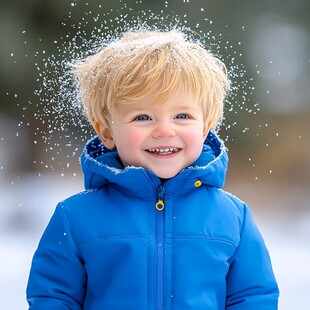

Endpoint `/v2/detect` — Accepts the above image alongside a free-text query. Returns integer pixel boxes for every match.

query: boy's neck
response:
[160,178,169,184]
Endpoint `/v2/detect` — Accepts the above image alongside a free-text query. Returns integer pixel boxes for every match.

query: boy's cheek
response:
[185,126,205,143]
[116,130,145,150]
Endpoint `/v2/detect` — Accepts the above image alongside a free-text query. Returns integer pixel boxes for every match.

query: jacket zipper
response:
[156,185,165,211]
[155,185,166,309]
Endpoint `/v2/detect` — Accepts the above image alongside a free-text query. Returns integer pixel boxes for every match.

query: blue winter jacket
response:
[27,131,279,309]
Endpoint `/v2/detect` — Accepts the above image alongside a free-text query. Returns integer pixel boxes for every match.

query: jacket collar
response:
[80,131,228,196]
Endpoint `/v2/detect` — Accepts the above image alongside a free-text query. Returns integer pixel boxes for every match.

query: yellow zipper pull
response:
[156,185,165,211]
[156,199,165,211]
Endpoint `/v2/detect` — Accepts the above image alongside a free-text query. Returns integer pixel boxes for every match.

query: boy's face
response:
[97,91,210,179]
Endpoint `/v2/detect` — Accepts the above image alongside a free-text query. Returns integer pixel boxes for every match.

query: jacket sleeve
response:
[26,204,87,309]
[226,204,279,309]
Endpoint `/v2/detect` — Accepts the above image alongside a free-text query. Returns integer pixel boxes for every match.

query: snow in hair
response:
[72,29,230,129]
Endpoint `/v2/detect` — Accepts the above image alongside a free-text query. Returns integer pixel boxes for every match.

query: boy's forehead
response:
[116,91,200,114]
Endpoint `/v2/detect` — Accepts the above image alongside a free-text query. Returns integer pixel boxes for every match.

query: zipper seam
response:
[141,173,166,309]
[155,185,166,309]
[155,199,165,309]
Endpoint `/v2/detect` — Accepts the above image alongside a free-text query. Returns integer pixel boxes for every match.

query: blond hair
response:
[72,29,230,129]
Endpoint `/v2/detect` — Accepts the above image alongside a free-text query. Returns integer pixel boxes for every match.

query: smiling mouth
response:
[146,147,180,155]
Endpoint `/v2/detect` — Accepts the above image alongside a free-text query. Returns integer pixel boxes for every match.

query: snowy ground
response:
[0,174,309,309]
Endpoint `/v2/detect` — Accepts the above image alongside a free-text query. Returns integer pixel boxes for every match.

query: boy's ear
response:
[203,120,212,139]
[93,121,116,150]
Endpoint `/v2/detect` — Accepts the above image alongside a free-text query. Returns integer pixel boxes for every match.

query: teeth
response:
[148,147,179,154]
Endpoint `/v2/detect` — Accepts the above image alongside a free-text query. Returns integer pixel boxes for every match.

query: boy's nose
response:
[152,123,176,138]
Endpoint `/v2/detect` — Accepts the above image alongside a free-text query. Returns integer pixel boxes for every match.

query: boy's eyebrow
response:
[175,104,198,110]
[169,103,201,113]
[118,104,148,116]
[120,104,146,111]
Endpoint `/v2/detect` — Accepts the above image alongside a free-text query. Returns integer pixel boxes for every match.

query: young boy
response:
[27,29,279,309]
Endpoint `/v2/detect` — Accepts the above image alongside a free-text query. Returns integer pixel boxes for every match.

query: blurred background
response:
[0,0,309,308]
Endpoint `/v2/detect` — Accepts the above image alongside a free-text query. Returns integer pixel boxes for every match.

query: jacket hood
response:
[80,131,228,194]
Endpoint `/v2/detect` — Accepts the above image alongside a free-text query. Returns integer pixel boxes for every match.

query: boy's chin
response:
[151,169,180,180]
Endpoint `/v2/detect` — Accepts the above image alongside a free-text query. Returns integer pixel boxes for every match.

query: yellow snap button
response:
[194,180,202,187]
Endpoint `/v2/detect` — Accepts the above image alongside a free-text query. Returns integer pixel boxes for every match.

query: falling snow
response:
[3,1,258,176]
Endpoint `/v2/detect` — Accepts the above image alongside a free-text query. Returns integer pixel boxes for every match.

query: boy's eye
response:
[175,113,189,119]
[134,114,151,121]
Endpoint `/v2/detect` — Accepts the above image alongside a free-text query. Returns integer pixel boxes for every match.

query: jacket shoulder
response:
[217,188,247,214]
[59,188,103,209]
[54,188,109,241]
